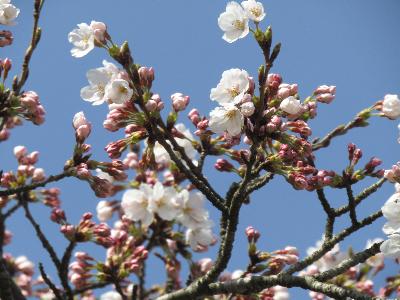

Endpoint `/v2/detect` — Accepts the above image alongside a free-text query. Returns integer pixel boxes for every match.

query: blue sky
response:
[2,0,400,298]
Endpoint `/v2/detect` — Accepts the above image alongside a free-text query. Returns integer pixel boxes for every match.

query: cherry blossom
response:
[241,0,266,22]
[380,234,400,259]
[100,291,122,300]
[210,68,250,105]
[382,94,400,119]
[0,0,19,25]
[96,201,114,222]
[185,225,214,250]
[218,2,249,43]
[104,79,133,104]
[148,182,181,221]
[280,96,303,115]
[121,184,154,227]
[68,23,96,58]
[177,190,210,229]
[209,103,244,136]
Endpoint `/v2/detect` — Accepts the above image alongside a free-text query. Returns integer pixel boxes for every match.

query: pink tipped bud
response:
[188,109,200,125]
[145,99,157,112]
[267,73,282,90]
[90,21,107,43]
[13,145,27,159]
[214,159,234,172]
[196,119,209,130]
[73,112,92,142]
[245,226,260,243]
[51,208,66,224]
[32,168,46,182]
[138,66,155,89]
[171,92,190,112]
[316,93,335,104]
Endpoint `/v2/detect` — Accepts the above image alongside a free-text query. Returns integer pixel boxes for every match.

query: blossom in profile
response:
[209,103,244,136]
[210,68,250,105]
[185,225,214,250]
[0,0,20,25]
[218,2,249,43]
[241,0,266,22]
[380,234,400,259]
[382,94,400,119]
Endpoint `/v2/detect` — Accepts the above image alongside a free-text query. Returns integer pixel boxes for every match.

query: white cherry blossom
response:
[121,184,154,227]
[218,2,249,43]
[210,69,250,105]
[279,96,303,115]
[100,291,122,300]
[80,68,110,105]
[105,79,133,104]
[96,201,114,222]
[241,0,266,22]
[148,182,181,221]
[382,193,400,224]
[177,190,210,229]
[68,23,95,58]
[382,94,400,119]
[80,60,120,105]
[0,1,19,25]
[273,286,290,300]
[380,234,400,259]
[209,103,244,136]
[185,225,214,250]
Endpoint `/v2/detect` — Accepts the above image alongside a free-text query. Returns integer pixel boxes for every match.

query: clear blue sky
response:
[2,0,400,298]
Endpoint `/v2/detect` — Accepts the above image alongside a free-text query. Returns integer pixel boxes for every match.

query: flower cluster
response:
[80,60,133,106]
[218,0,265,43]
[122,182,215,250]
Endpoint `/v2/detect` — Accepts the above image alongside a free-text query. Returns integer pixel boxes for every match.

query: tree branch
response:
[0,171,71,197]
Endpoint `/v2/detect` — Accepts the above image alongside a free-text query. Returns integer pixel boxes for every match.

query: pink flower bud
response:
[13,145,27,159]
[145,99,157,112]
[214,159,234,172]
[138,66,155,89]
[51,208,66,224]
[245,226,260,243]
[32,168,45,182]
[171,92,190,112]
[267,73,282,90]
[196,119,209,130]
[90,21,107,43]
[316,93,335,104]
[73,112,92,142]
[188,109,200,125]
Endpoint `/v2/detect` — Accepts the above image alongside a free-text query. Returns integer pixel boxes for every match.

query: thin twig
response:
[13,0,45,94]
[39,263,63,300]
[0,171,71,197]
